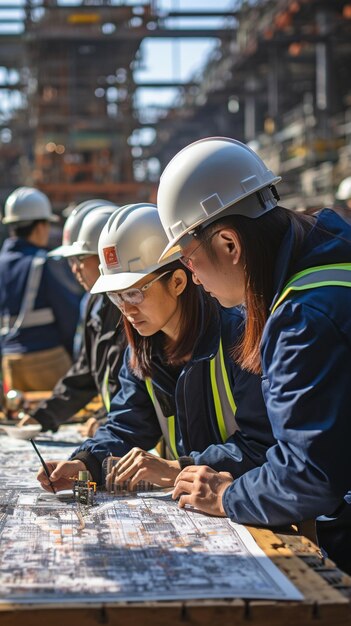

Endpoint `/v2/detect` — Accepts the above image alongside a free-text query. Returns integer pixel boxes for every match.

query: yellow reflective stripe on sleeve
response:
[209,350,228,442]
[101,365,110,412]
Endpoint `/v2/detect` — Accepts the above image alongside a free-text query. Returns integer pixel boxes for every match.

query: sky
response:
[135,0,234,110]
[0,0,234,138]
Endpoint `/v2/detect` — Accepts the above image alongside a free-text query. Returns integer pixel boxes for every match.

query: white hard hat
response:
[2,187,58,225]
[49,199,115,257]
[91,203,180,294]
[335,177,351,201]
[157,137,281,260]
[68,205,118,257]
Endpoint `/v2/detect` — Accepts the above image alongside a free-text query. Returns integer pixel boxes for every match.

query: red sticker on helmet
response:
[103,245,120,269]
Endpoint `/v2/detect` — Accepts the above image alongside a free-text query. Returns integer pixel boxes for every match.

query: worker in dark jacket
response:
[0,187,81,392]
[19,202,125,432]
[37,204,274,491]
[156,137,351,574]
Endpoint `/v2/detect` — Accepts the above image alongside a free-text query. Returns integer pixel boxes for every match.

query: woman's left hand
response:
[172,465,233,516]
[109,447,181,490]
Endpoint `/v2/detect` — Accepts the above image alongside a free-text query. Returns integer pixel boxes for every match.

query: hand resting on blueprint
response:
[107,447,180,491]
[172,465,233,516]
[37,459,86,492]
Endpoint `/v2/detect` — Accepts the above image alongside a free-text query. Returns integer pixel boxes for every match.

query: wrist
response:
[71,459,87,472]
[177,456,195,471]
[217,481,231,515]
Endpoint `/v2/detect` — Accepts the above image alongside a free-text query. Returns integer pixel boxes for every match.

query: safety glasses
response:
[107,270,172,307]
[68,254,92,268]
[179,229,221,272]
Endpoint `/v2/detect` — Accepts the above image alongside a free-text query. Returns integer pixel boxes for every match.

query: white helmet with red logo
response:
[91,203,180,293]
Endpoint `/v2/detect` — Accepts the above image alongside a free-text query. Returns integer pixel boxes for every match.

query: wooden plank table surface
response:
[0,393,350,625]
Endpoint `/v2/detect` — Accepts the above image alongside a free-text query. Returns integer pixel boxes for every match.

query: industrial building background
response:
[0,0,350,220]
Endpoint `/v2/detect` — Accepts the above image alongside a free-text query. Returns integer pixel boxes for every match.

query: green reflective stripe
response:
[146,337,238,454]
[101,365,110,412]
[145,377,178,459]
[210,339,238,442]
[145,377,154,400]
[167,415,178,460]
[218,339,237,417]
[272,264,351,314]
[284,263,351,288]
[210,341,228,442]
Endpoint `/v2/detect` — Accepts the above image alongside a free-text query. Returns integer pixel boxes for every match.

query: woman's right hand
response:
[36,459,87,492]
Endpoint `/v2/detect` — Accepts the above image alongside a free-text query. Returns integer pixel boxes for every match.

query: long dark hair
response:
[199,206,314,374]
[123,260,215,378]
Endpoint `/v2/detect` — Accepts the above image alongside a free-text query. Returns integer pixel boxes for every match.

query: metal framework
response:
[0,1,236,210]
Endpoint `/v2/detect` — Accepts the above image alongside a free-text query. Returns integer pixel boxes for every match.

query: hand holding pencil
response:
[29,438,56,494]
[35,456,87,493]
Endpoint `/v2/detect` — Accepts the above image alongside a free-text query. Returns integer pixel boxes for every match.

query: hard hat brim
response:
[48,244,78,258]
[159,240,183,262]
[2,214,59,225]
[91,270,154,294]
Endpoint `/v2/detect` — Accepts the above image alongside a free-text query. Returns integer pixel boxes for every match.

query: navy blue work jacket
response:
[31,294,125,431]
[0,237,81,356]
[73,297,274,484]
[223,209,351,526]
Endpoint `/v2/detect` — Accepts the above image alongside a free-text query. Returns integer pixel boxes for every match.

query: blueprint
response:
[0,435,303,604]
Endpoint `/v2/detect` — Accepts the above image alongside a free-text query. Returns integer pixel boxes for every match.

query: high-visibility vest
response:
[145,338,238,459]
[271,262,351,547]
[271,263,351,314]
[0,251,55,337]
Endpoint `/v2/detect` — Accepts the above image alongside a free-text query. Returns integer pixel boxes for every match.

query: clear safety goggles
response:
[107,270,172,307]
[179,229,221,272]
[68,254,93,268]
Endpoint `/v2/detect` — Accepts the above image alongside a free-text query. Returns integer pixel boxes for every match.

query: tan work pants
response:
[2,346,71,392]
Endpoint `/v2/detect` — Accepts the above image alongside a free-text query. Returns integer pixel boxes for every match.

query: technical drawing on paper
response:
[0,437,303,604]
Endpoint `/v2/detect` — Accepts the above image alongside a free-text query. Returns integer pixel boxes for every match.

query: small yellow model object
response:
[73,470,96,506]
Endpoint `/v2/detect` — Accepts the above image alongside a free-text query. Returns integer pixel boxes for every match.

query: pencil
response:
[29,438,56,494]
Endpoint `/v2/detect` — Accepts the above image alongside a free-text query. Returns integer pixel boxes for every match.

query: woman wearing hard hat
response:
[156,137,351,574]
[37,203,274,502]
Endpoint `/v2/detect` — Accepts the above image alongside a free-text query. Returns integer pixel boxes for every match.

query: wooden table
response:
[0,526,350,626]
[0,399,350,625]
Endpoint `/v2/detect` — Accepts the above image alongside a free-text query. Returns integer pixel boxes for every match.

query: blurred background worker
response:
[19,201,125,434]
[334,176,351,224]
[0,186,81,392]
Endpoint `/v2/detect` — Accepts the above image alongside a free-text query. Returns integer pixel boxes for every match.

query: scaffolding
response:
[2,1,350,211]
[0,1,236,211]
[143,0,351,210]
